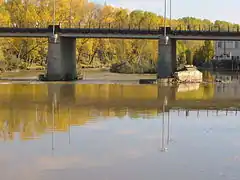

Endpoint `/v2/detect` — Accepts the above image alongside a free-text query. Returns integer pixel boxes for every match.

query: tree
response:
[0,0,239,73]
[129,10,145,29]
[115,8,129,28]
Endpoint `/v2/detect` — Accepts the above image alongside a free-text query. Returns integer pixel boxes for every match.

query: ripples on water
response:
[1,72,240,180]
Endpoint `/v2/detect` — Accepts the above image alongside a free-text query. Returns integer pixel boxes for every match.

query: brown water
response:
[1,71,240,180]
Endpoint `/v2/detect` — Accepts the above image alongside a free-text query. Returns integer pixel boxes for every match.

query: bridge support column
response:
[46,36,77,81]
[157,38,177,79]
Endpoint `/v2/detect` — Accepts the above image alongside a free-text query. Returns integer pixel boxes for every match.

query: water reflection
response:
[0,82,239,141]
[0,81,240,180]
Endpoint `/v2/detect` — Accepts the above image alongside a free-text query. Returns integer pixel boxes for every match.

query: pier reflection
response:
[0,81,239,141]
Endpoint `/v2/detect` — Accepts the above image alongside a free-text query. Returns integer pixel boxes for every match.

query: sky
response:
[90,0,240,24]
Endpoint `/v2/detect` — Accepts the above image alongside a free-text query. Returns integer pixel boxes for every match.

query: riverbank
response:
[0,69,156,82]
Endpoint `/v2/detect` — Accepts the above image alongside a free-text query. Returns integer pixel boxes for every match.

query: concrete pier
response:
[61,37,77,80]
[46,36,77,81]
[157,38,177,79]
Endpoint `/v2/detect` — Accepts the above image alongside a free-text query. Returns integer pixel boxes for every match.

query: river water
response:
[0,70,240,180]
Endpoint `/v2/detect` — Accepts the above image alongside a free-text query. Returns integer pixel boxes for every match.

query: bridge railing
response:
[59,27,168,34]
[59,22,240,32]
[171,24,240,32]
[0,23,240,35]
[2,21,239,32]
[0,27,50,33]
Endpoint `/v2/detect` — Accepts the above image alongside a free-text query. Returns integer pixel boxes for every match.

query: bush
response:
[110,60,156,74]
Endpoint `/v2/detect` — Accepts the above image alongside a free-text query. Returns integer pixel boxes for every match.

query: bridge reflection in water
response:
[0,82,239,141]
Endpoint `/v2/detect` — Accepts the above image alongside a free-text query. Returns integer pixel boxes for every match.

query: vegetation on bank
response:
[0,0,236,73]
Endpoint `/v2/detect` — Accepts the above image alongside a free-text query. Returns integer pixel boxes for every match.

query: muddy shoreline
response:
[0,69,156,83]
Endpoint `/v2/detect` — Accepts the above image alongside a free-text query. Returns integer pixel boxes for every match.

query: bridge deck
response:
[0,27,240,40]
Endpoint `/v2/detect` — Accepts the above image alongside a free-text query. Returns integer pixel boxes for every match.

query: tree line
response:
[0,0,236,72]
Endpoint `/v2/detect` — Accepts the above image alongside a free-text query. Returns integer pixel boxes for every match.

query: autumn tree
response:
[0,0,237,72]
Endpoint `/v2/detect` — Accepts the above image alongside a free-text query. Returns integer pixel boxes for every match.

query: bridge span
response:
[1,26,240,81]
[1,27,240,40]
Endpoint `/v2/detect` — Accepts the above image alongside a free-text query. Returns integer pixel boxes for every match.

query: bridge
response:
[1,26,240,40]
[1,25,240,81]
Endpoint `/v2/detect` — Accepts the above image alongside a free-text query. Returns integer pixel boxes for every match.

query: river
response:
[0,70,240,180]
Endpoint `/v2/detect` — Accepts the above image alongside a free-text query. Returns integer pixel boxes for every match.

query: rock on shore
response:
[173,65,203,83]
